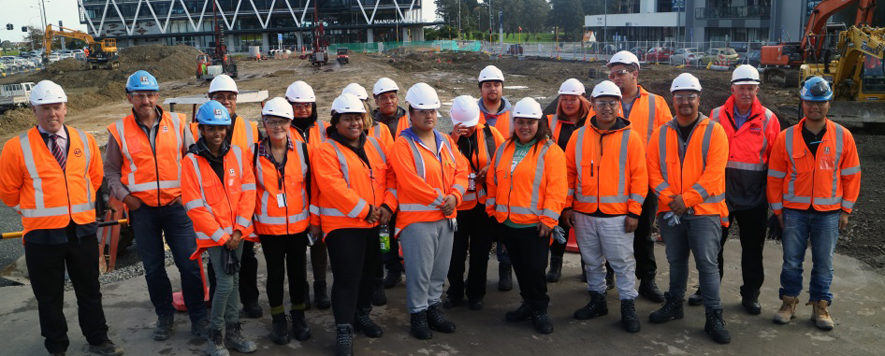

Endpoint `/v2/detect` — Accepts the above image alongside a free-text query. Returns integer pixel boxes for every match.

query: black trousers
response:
[259,232,309,310]
[208,240,260,305]
[548,218,570,258]
[382,214,404,272]
[25,231,110,354]
[326,227,381,324]
[634,192,659,279]
[309,239,329,283]
[501,224,550,311]
[448,205,496,301]
[718,203,769,295]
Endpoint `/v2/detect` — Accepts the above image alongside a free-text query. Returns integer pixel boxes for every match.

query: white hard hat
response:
[608,50,641,70]
[29,80,67,106]
[405,82,441,110]
[285,80,316,103]
[558,78,586,96]
[208,74,238,94]
[478,65,505,83]
[591,80,622,99]
[331,93,367,114]
[342,83,369,101]
[512,97,543,119]
[373,77,400,96]
[262,97,294,120]
[450,95,480,127]
[670,73,703,93]
[731,65,761,85]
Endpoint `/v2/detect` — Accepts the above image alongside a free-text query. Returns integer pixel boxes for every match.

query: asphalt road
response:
[0,204,24,287]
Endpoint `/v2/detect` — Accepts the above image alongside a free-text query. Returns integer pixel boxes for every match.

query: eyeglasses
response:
[264,119,290,128]
[608,69,634,79]
[129,92,158,101]
[673,94,699,102]
[292,102,311,110]
[803,101,829,108]
[211,93,237,102]
[594,100,618,108]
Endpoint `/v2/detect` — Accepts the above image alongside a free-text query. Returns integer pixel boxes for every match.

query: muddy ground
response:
[1,49,882,271]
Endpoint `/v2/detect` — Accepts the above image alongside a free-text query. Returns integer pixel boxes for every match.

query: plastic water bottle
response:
[379,225,390,253]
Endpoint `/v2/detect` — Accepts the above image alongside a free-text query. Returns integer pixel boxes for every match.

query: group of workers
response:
[0,49,861,356]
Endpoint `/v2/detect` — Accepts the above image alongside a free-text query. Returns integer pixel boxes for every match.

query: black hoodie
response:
[188,137,231,183]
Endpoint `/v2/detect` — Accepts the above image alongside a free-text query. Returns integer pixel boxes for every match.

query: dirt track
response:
[1,50,882,270]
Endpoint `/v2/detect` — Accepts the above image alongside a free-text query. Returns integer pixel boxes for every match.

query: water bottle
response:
[379,225,391,253]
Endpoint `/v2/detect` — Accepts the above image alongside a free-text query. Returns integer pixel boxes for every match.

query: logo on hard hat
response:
[214,109,223,117]
[140,76,149,84]
[73,148,82,157]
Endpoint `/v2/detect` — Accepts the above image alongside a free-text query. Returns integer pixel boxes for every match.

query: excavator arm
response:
[800,0,878,59]
[833,26,885,87]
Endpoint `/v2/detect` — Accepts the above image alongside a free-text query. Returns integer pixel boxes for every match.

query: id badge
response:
[468,173,476,191]
[276,193,287,208]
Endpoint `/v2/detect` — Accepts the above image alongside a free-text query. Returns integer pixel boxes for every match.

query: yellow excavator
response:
[43,24,119,69]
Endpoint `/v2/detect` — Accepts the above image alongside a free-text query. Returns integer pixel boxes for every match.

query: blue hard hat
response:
[799,76,833,102]
[126,70,159,93]
[196,100,232,126]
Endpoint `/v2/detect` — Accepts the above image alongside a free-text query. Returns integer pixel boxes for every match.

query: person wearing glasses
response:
[606,51,671,303]
[646,73,731,344]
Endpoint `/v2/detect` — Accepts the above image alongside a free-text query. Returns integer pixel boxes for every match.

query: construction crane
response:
[196,0,237,79]
[310,0,328,66]
[43,25,119,69]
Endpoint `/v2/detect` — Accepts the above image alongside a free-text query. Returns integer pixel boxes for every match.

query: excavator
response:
[43,24,119,69]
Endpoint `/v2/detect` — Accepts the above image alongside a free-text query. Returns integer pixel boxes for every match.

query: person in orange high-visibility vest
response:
[477,65,514,139]
[284,80,331,310]
[392,83,468,340]
[314,93,398,355]
[486,97,567,335]
[251,98,313,345]
[181,100,257,355]
[444,95,506,310]
[646,73,731,345]
[767,77,861,331]
[105,70,209,340]
[0,80,123,356]
[563,81,647,333]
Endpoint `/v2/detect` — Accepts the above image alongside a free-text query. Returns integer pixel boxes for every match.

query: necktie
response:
[49,134,66,171]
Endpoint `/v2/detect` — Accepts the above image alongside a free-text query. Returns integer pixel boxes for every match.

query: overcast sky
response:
[1,0,438,43]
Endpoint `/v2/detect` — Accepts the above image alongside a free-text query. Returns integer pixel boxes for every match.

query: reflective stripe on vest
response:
[493,140,558,220]
[320,137,385,218]
[114,113,183,193]
[16,129,95,218]
[184,146,248,222]
[712,106,773,172]
[254,142,309,225]
[404,134,455,180]
[655,120,716,200]
[782,123,847,206]
[572,126,637,204]
[646,93,657,142]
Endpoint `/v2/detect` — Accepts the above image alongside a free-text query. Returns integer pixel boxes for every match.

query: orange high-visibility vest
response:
[456,124,505,211]
[548,112,592,146]
[367,121,396,150]
[565,120,648,216]
[588,86,671,146]
[0,126,103,238]
[479,104,512,140]
[289,120,329,151]
[767,118,861,215]
[182,145,256,259]
[107,109,186,207]
[314,137,397,235]
[647,116,730,225]
[391,131,469,236]
[372,110,410,138]
[486,139,568,228]
[185,115,259,154]
[253,140,311,236]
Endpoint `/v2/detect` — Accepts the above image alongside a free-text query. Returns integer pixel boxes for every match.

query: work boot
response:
[546,256,563,282]
[649,293,685,323]
[773,295,799,325]
[88,341,124,356]
[530,308,554,334]
[314,281,331,309]
[191,318,210,338]
[242,302,263,319]
[443,295,462,309]
[410,311,433,340]
[688,288,704,306]
[741,288,762,315]
[573,291,608,320]
[303,282,312,311]
[372,278,387,306]
[808,300,835,331]
[468,298,484,311]
[152,315,174,341]
[290,309,312,341]
[621,299,641,333]
[224,322,257,353]
[270,313,290,345]
[426,303,456,333]
[353,307,383,338]
[638,276,665,303]
[205,328,229,356]
[498,263,513,291]
[704,308,731,344]
[383,269,402,289]
[505,302,533,322]
[335,324,354,356]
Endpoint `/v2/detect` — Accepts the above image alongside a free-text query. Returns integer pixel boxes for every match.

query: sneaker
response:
[773,296,799,325]
[88,341,124,356]
[152,316,174,341]
[808,300,835,331]
[242,302,263,319]
[704,308,731,344]
[505,303,532,322]
[649,293,684,323]
[191,318,210,338]
[224,322,257,353]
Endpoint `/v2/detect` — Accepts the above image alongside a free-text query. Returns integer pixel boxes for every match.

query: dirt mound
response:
[0,108,35,138]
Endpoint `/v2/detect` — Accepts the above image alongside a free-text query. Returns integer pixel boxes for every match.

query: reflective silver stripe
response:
[295,141,308,178]
[600,195,629,203]
[196,227,230,242]
[567,189,575,196]
[784,127,798,198]
[574,127,586,198]
[405,136,426,179]
[185,199,203,211]
[242,183,256,191]
[244,118,255,146]
[770,202,783,210]
[19,206,69,218]
[309,205,319,214]
[840,165,860,175]
[506,206,539,215]
[485,198,496,207]
[658,124,669,185]
[70,201,95,214]
[348,198,368,218]
[710,107,721,123]
[330,141,351,187]
[617,129,630,196]
[388,189,397,198]
[759,110,773,164]
[646,94,657,142]
[463,192,477,201]
[19,132,45,210]
[236,216,252,228]
[842,200,855,210]
[367,137,386,162]
[318,123,328,143]
[784,194,811,204]
[232,145,243,177]
[542,208,560,221]
[493,142,506,185]
[550,115,559,142]
[654,182,670,196]
[373,123,382,139]
[75,129,93,206]
[183,125,195,148]
[768,169,787,178]
[630,193,646,204]
[700,121,714,169]
[18,129,96,218]
[721,217,729,224]
[114,119,139,191]
[704,194,725,203]
[399,204,439,212]
[832,123,844,203]
[187,155,213,214]
[528,141,554,212]
[128,180,180,192]
[692,182,709,200]
[815,196,842,205]
[170,113,183,183]
[452,184,466,196]
[727,161,766,171]
[575,194,597,203]
[257,211,309,224]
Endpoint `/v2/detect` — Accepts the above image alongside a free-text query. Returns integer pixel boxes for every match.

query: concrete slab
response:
[1,240,884,355]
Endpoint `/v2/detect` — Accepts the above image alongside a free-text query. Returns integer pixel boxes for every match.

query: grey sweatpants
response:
[574,213,638,300]
[399,219,455,313]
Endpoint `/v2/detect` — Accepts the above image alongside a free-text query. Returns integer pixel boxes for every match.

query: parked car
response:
[742,49,761,67]
[700,48,740,66]
[669,48,704,65]
[628,47,647,60]
[47,54,60,63]
[645,47,673,62]
[506,44,524,55]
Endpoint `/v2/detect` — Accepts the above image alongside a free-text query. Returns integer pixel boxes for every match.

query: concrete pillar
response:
[226,34,236,53]
[261,33,270,53]
[415,27,424,41]
[367,29,374,43]
[128,39,135,48]
[296,32,304,52]
[403,28,410,42]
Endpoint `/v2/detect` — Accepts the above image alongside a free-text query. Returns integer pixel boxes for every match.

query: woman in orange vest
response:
[314,93,397,355]
[486,97,568,335]
[251,98,313,345]
[392,83,468,340]
[181,101,257,356]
